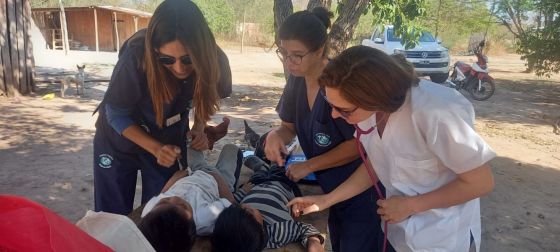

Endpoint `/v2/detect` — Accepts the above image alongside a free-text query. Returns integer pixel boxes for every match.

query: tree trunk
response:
[273,0,293,48]
[0,0,36,97]
[273,0,293,80]
[327,0,369,57]
[307,0,332,10]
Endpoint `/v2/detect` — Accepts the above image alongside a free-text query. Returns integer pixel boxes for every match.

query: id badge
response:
[165,113,181,127]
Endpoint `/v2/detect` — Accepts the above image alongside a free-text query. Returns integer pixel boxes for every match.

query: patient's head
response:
[138,196,196,252]
[211,203,266,252]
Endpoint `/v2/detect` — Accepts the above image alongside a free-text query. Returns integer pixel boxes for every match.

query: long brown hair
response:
[318,46,419,112]
[144,0,219,128]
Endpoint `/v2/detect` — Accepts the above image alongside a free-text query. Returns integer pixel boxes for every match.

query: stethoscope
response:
[354,112,389,252]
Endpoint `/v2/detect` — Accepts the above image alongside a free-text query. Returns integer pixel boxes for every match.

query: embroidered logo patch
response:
[314,133,331,147]
[98,154,113,168]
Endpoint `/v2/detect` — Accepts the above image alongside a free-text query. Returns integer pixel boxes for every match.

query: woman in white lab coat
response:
[288,46,495,252]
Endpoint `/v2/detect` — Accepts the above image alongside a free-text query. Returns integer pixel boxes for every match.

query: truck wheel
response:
[430,73,449,83]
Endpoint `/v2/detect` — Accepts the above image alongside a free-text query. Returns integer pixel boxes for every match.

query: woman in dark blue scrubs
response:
[264,8,385,252]
[93,0,231,215]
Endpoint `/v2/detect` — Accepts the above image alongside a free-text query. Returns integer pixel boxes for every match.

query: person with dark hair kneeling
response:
[212,156,324,252]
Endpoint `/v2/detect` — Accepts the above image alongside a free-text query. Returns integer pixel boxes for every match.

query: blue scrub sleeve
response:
[105,104,135,135]
[276,76,298,123]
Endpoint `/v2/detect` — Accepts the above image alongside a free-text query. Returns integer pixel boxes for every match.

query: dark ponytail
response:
[278,7,333,54]
[311,7,333,30]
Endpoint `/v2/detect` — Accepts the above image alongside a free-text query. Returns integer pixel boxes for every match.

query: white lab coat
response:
[356,80,495,252]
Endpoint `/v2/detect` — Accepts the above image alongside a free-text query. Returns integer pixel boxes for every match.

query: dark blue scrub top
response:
[95,29,232,155]
[277,75,362,193]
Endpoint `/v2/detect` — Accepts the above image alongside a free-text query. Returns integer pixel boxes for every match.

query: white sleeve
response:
[194,198,232,235]
[416,104,496,174]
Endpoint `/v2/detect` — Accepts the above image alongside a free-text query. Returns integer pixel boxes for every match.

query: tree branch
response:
[500,18,520,38]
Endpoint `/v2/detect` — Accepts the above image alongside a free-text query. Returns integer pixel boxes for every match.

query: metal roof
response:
[32,5,152,18]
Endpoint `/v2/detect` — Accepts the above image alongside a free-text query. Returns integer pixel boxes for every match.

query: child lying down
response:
[211,155,325,252]
[138,143,243,252]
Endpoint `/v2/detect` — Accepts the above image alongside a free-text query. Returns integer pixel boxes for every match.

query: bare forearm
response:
[209,171,235,203]
[409,164,494,214]
[307,139,359,173]
[122,124,162,155]
[325,163,375,207]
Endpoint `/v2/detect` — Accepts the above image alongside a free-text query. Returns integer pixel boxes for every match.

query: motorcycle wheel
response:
[469,78,495,101]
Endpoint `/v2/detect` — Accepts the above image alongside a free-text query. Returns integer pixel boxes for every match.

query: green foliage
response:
[515,0,560,76]
[227,0,275,35]
[352,8,376,46]
[417,0,498,51]
[192,0,236,35]
[363,0,427,49]
[496,0,534,28]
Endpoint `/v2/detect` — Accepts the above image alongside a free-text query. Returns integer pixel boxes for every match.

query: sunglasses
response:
[320,89,358,118]
[157,54,192,65]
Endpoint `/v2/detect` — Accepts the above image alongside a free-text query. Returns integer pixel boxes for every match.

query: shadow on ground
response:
[482,156,560,251]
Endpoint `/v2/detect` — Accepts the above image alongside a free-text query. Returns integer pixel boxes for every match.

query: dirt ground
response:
[1,46,559,252]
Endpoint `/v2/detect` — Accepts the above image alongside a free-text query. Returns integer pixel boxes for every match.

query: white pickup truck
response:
[362,25,450,83]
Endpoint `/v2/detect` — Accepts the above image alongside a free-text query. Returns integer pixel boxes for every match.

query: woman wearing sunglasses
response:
[288,46,495,252]
[93,0,232,215]
[264,8,385,252]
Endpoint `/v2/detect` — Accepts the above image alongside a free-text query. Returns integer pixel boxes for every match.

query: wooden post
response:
[0,0,35,96]
[133,16,138,32]
[0,0,11,96]
[23,0,35,93]
[241,8,246,53]
[7,0,20,94]
[113,11,119,52]
[58,0,70,54]
[94,7,99,52]
[16,0,27,94]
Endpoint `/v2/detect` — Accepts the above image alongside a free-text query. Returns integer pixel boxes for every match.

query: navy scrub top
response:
[95,29,231,155]
[277,75,362,193]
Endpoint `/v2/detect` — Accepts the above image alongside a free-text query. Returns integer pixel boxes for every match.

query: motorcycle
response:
[446,41,495,101]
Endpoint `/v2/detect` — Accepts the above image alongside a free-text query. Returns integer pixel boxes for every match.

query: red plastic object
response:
[0,195,113,252]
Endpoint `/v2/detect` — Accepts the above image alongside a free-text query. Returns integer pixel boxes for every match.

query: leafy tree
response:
[273,0,428,57]
[514,0,559,76]
[418,0,497,50]
[496,0,560,76]
[192,0,236,35]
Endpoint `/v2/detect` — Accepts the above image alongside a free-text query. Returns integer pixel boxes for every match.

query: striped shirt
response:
[234,181,324,249]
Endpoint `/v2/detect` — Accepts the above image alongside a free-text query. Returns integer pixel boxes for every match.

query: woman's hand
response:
[188,130,209,151]
[287,194,330,218]
[154,144,181,168]
[377,196,416,224]
[286,161,312,182]
[264,129,288,166]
